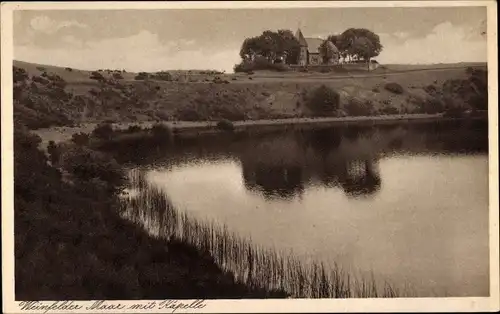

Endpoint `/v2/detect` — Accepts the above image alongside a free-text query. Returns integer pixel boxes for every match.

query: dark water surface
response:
[124,120,489,297]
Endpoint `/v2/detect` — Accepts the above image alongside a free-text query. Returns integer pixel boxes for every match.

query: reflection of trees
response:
[338,159,381,197]
[306,128,342,157]
[239,129,383,200]
[240,135,306,200]
[242,163,304,200]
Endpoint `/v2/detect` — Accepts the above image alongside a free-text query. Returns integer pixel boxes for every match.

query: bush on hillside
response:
[418,97,445,114]
[36,66,46,72]
[90,71,105,81]
[65,67,73,72]
[134,72,149,80]
[91,123,114,140]
[344,98,374,116]
[126,125,143,133]
[379,105,399,115]
[46,73,67,88]
[71,132,90,146]
[424,84,438,95]
[32,75,50,85]
[152,71,173,81]
[13,66,28,83]
[112,72,124,80]
[384,82,404,94]
[305,85,340,116]
[59,146,126,193]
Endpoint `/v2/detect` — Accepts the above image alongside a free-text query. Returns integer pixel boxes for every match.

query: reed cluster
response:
[120,169,407,298]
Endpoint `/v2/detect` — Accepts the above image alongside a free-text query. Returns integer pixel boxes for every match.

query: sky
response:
[13,6,488,73]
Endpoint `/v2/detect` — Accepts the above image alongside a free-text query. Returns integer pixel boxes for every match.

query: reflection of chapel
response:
[295,28,339,66]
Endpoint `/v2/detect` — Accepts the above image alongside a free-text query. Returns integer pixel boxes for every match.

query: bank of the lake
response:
[34,113,488,149]
[14,127,287,300]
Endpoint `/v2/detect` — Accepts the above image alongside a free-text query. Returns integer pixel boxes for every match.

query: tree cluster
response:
[239,30,301,65]
[332,28,383,63]
[238,27,383,66]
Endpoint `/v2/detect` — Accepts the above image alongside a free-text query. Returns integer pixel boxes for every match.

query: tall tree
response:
[239,37,261,61]
[338,28,383,63]
[238,30,300,65]
[319,40,339,64]
[326,34,341,47]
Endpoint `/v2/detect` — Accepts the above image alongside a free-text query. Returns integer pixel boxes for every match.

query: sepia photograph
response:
[1,1,498,313]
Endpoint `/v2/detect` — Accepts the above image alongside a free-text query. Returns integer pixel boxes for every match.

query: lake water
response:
[125,120,489,297]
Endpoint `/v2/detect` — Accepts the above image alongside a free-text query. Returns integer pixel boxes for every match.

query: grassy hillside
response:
[12,60,488,130]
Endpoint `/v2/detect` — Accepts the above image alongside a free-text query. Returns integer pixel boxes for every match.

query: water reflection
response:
[238,127,384,200]
[121,119,489,297]
[109,120,487,201]
[242,163,305,200]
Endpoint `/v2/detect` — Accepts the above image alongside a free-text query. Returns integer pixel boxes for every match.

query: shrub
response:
[379,105,399,115]
[306,85,340,116]
[418,97,445,114]
[372,87,380,93]
[91,123,114,140]
[60,146,125,193]
[13,66,28,83]
[36,66,46,72]
[65,67,73,72]
[126,125,143,132]
[152,71,172,81]
[424,84,438,94]
[213,77,224,84]
[90,71,105,81]
[216,119,235,132]
[344,98,374,116]
[71,132,90,146]
[46,73,67,88]
[112,72,124,80]
[134,72,149,80]
[32,75,50,85]
[384,82,404,94]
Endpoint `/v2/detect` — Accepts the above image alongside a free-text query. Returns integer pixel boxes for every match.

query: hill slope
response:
[12,60,488,129]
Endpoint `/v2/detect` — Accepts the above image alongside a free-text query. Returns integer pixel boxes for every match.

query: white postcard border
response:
[1,1,498,313]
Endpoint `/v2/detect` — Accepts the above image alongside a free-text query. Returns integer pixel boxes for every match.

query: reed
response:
[120,169,404,298]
